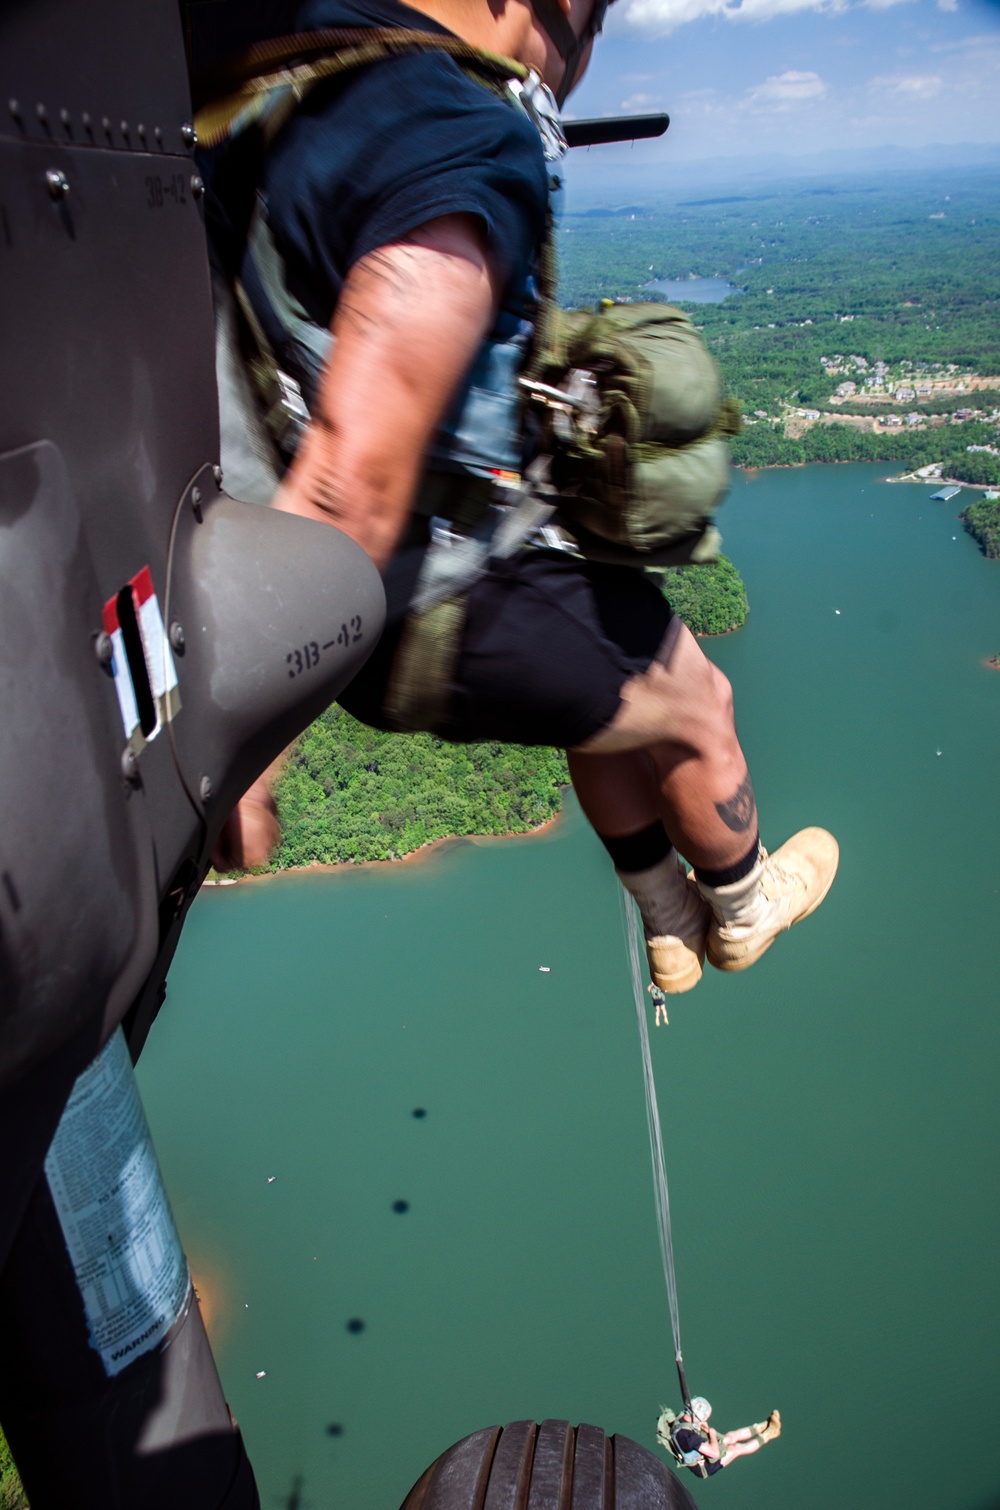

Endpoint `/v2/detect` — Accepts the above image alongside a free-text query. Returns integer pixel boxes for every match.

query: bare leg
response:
[719,1430,763,1467]
[650,740,756,871]
[566,749,663,839]
[571,620,757,871]
[720,1410,781,1466]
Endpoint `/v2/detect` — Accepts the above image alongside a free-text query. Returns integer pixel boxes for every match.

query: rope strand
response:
[622,889,691,1409]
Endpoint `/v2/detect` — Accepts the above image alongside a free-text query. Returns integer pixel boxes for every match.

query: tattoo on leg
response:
[714,771,757,833]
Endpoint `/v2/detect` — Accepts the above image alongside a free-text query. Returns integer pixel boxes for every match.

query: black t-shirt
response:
[673,1427,724,1476]
[234,0,549,331]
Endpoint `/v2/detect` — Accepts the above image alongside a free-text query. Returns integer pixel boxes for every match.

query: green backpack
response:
[526,299,740,565]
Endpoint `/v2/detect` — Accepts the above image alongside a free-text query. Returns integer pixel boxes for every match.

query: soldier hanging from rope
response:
[657,1398,781,1480]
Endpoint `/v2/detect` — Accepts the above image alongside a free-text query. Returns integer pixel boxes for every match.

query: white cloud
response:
[869,70,944,94]
[930,31,1000,51]
[622,0,915,33]
[664,67,830,121]
[751,68,829,100]
[620,90,664,108]
[937,0,959,10]
[623,0,807,29]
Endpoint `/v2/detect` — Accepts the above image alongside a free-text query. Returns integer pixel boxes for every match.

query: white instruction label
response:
[45,1029,191,1377]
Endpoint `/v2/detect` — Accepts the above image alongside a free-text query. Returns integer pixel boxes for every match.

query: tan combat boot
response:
[752,1410,781,1445]
[698,828,839,972]
[619,853,712,994]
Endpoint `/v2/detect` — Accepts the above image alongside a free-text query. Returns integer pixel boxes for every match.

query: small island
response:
[651,555,749,637]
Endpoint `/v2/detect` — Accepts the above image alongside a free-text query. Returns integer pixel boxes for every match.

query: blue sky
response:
[567,0,1000,160]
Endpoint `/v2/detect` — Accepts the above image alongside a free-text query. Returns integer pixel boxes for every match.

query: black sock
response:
[597,820,673,874]
[695,834,760,889]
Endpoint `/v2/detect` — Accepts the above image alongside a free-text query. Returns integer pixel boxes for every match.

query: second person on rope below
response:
[205,0,840,990]
[657,1398,781,1479]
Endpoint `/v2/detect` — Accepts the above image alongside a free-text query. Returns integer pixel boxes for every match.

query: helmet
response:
[689,1397,712,1423]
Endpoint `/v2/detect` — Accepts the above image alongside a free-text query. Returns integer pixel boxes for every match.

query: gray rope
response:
[622,889,689,1401]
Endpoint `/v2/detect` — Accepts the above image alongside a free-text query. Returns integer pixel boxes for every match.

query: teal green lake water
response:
[137,463,1000,1510]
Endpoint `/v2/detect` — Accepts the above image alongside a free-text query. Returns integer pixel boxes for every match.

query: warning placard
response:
[45,1031,191,1376]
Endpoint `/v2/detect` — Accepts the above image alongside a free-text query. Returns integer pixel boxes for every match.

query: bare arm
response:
[273,211,502,569]
[213,213,500,871]
[701,1427,722,1460]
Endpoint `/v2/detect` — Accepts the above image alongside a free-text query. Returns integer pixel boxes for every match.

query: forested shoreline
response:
[272,718,569,868]
[961,499,1000,558]
[730,416,1000,484]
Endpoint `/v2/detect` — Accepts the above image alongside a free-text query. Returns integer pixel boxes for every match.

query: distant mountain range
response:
[562,140,1000,210]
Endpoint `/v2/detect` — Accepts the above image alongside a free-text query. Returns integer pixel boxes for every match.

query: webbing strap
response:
[383,596,467,734]
[195,28,528,148]
[245,202,332,372]
[527,0,586,105]
[523,210,561,387]
[527,0,578,61]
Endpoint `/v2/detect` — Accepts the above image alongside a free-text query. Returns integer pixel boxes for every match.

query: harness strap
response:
[383,595,467,734]
[246,203,332,374]
[195,28,528,148]
[385,472,556,733]
[526,0,605,106]
[522,209,561,388]
[213,270,284,506]
[664,1430,709,1475]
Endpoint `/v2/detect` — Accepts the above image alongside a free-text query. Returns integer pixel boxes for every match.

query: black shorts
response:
[339,548,674,748]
